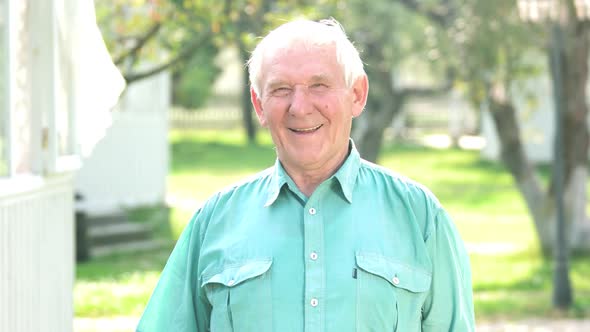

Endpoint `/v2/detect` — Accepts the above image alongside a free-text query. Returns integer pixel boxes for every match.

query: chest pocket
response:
[202,259,273,332]
[355,253,431,332]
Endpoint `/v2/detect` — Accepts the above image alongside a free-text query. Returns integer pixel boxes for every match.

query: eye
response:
[309,83,329,93]
[270,87,292,97]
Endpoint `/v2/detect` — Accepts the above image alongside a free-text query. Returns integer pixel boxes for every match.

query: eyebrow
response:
[266,74,333,89]
[266,80,289,90]
[309,74,332,82]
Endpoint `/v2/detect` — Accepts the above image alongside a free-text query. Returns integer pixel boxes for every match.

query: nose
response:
[288,85,312,117]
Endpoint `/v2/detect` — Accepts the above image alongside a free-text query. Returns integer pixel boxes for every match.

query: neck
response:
[281,146,350,197]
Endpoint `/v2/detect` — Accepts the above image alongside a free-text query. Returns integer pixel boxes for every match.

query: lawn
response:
[75,129,590,322]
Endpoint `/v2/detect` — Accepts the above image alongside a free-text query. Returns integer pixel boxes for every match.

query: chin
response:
[282,153,320,168]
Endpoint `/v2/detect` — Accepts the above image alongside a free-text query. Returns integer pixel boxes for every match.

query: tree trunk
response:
[557,17,590,251]
[487,84,554,251]
[487,15,590,253]
[239,46,257,144]
[352,92,404,163]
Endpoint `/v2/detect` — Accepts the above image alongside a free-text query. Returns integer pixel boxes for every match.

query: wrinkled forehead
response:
[263,40,337,65]
[259,41,343,84]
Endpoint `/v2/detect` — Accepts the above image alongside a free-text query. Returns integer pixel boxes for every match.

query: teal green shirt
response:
[137,142,475,331]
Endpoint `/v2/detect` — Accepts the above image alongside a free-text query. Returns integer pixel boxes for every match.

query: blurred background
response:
[1,0,590,331]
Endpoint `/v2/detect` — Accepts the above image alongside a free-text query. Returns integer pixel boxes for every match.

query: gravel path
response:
[74,317,590,332]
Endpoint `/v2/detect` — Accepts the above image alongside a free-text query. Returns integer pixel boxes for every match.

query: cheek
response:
[259,101,279,127]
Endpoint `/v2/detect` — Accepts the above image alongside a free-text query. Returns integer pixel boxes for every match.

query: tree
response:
[171,43,221,109]
[448,0,590,252]
[316,0,454,163]
[95,0,228,84]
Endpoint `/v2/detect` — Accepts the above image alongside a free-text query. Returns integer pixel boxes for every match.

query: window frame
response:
[0,0,11,177]
[1,0,80,179]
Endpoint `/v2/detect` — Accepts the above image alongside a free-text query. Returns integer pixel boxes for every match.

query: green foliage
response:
[95,0,230,83]
[171,43,220,109]
[329,1,437,77]
[443,0,545,106]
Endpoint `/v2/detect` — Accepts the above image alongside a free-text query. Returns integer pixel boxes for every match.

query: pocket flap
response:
[356,253,431,293]
[201,259,272,288]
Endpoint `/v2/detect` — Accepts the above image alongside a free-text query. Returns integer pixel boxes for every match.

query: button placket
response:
[303,194,324,331]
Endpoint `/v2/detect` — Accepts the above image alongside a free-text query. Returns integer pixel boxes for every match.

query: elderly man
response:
[137,18,475,332]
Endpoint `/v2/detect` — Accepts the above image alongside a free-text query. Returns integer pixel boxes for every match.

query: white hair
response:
[247,18,366,97]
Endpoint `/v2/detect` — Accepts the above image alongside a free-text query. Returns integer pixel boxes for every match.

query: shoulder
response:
[358,159,442,209]
[186,166,274,236]
[202,166,274,208]
[194,166,274,217]
[357,159,445,239]
[220,166,274,196]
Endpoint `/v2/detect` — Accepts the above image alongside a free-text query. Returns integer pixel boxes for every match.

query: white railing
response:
[0,174,74,332]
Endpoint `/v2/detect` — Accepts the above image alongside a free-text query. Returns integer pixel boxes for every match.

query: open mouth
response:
[289,124,323,133]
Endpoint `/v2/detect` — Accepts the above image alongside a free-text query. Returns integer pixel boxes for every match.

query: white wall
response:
[75,71,170,215]
[0,174,75,332]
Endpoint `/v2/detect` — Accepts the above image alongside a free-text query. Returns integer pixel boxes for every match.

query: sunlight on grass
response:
[170,206,195,239]
[76,249,172,317]
[75,272,161,317]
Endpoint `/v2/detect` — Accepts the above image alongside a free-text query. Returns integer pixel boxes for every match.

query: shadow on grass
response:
[472,251,590,319]
[473,255,552,292]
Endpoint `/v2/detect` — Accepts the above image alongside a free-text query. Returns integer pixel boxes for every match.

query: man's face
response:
[251,44,367,173]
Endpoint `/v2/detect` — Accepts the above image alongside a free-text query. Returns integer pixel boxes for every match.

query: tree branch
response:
[114,22,162,66]
[123,28,212,84]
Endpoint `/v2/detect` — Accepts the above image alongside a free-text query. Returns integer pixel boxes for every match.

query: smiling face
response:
[251,43,368,176]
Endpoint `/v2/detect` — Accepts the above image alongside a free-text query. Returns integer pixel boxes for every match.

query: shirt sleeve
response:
[421,208,476,331]
[136,209,210,332]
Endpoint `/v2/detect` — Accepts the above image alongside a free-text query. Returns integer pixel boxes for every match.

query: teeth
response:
[292,124,322,132]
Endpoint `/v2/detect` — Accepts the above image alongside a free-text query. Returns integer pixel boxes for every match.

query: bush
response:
[172,45,221,109]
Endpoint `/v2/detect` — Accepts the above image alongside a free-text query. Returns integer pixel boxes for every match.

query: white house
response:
[0,0,124,331]
[75,70,170,216]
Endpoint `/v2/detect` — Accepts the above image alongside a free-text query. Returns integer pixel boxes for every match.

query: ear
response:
[350,75,369,118]
[251,87,268,127]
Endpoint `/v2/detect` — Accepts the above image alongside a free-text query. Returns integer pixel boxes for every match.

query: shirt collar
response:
[332,139,361,204]
[264,139,361,207]
[264,159,290,207]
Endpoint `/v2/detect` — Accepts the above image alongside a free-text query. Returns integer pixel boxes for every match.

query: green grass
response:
[75,129,590,321]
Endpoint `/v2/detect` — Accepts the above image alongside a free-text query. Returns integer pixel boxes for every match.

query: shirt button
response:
[227,279,235,286]
[309,208,316,215]
[310,251,318,260]
[392,276,400,285]
[310,298,319,307]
